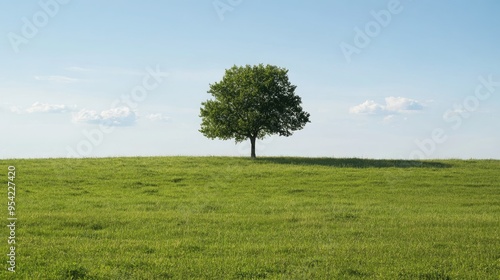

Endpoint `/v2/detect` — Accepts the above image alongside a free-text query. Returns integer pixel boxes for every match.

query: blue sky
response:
[1,0,500,159]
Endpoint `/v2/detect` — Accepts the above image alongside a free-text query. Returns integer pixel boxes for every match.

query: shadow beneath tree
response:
[254,157,451,169]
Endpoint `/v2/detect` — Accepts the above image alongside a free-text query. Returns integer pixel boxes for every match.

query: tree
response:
[199,64,310,158]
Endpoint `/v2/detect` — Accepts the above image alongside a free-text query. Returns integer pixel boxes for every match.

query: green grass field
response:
[1,157,499,279]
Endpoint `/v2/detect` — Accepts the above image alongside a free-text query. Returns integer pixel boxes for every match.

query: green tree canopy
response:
[199,64,310,158]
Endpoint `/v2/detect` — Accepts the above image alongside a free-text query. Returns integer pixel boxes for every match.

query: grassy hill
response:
[1,157,499,279]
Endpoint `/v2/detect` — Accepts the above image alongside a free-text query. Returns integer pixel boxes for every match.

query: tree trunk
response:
[250,136,256,159]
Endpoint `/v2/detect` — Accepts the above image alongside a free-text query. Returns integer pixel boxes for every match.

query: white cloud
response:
[349,100,385,114]
[383,115,395,122]
[144,113,170,122]
[73,107,137,126]
[350,97,425,115]
[10,106,23,114]
[11,102,74,114]
[101,107,136,126]
[35,75,79,83]
[72,109,101,124]
[385,96,424,112]
[443,107,468,120]
[26,102,72,113]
